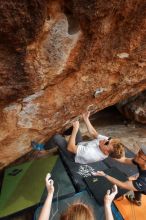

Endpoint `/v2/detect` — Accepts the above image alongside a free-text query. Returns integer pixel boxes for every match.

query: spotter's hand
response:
[45,173,54,194]
[92,171,106,176]
[104,185,118,206]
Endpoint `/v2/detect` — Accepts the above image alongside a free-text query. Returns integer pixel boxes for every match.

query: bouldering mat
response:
[35,190,124,220]
[114,194,146,220]
[84,167,128,205]
[35,190,105,220]
[0,155,58,218]
[40,157,75,203]
[60,150,108,191]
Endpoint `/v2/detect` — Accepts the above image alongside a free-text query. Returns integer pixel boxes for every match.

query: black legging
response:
[44,129,83,160]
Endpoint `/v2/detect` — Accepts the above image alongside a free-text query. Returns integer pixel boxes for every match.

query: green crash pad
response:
[40,158,75,202]
[0,155,58,218]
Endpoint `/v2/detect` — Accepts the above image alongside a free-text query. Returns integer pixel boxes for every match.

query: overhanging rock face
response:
[117,91,146,124]
[0,0,146,169]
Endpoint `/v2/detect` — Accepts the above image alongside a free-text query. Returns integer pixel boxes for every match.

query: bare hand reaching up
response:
[45,173,54,195]
[104,185,118,206]
[82,111,90,121]
[72,121,79,132]
[38,174,54,220]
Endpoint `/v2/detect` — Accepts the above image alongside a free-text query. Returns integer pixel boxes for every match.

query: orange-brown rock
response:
[0,0,146,169]
[117,91,146,124]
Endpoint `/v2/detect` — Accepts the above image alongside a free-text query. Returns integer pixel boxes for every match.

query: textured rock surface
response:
[117,91,146,124]
[0,0,146,169]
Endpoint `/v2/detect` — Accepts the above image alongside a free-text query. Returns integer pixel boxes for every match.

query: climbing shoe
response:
[126,194,141,206]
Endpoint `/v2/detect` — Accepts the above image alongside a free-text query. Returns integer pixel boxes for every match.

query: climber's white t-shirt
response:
[75,134,108,164]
